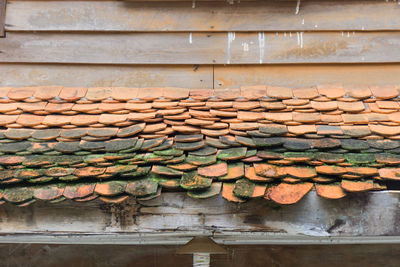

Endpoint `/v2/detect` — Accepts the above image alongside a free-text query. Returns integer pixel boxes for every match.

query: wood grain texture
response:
[214,64,400,88]
[0,64,213,87]
[6,1,400,32]
[1,32,400,64]
[0,191,399,241]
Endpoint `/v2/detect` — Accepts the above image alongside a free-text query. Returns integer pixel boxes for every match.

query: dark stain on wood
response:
[0,0,6,37]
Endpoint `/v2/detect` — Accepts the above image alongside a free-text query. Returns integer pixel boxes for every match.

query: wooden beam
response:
[6,1,400,32]
[0,0,5,37]
[1,32,400,64]
[214,64,400,88]
[0,64,213,88]
[0,191,400,245]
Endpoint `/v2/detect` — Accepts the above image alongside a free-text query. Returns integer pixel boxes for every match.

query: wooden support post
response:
[0,0,5,37]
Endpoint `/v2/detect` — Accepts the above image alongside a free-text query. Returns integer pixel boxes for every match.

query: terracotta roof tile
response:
[59,87,87,102]
[0,86,398,205]
[337,101,365,112]
[267,86,292,99]
[317,84,345,99]
[8,87,36,101]
[214,88,240,100]
[241,85,267,100]
[344,85,371,99]
[370,85,399,99]
[292,87,319,99]
[33,86,63,101]
[137,87,164,101]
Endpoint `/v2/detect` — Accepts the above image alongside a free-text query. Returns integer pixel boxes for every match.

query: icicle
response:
[295,0,301,15]
[361,26,365,31]
[192,0,196,8]
[227,32,235,64]
[341,31,344,37]
[189,32,193,44]
[284,32,287,37]
[347,32,350,37]
[302,19,305,25]
[289,32,292,38]
[297,32,300,45]
[258,32,265,64]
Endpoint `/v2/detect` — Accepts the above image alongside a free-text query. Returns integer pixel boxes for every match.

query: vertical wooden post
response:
[0,0,6,37]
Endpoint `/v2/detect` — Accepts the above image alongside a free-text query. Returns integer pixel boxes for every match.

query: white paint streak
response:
[258,32,265,64]
[295,0,301,14]
[300,32,304,48]
[226,32,235,64]
[242,42,249,52]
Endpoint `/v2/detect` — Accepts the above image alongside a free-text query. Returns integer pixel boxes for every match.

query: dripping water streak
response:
[258,32,265,64]
[300,32,304,49]
[227,32,235,64]
[295,0,301,14]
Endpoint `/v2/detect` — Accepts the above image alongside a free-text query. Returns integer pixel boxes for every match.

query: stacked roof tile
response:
[0,85,399,206]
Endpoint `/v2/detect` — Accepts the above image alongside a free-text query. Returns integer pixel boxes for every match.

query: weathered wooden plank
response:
[214,64,400,88]
[1,32,400,64]
[0,64,213,87]
[6,1,400,32]
[0,243,399,267]
[0,0,5,37]
[0,191,400,242]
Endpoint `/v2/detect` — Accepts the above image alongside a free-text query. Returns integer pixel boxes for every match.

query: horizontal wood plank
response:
[1,32,400,64]
[5,1,400,32]
[214,64,400,88]
[0,64,213,87]
[0,191,400,241]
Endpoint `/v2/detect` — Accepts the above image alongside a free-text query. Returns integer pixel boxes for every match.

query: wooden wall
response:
[2,0,400,88]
